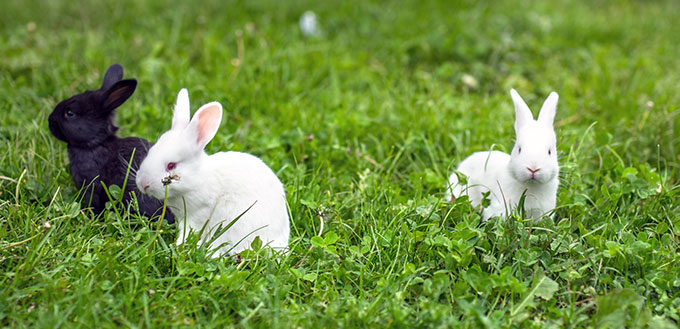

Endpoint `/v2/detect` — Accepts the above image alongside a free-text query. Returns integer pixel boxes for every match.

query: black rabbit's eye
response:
[65,110,75,118]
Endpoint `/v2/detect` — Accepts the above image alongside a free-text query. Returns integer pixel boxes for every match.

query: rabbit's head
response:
[48,64,136,147]
[507,89,559,185]
[136,88,223,200]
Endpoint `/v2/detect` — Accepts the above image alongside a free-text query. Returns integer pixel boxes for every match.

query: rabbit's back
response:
[451,151,510,206]
[187,151,289,254]
[211,151,286,196]
[458,151,510,180]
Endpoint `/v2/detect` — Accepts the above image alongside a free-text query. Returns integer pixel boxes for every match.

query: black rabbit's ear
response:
[103,79,137,111]
[101,64,124,90]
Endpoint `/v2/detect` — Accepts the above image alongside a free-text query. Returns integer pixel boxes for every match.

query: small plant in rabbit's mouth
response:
[162,173,181,186]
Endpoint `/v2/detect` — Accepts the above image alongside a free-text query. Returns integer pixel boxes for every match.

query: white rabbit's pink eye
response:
[166,162,177,171]
[548,149,552,155]
[518,146,522,154]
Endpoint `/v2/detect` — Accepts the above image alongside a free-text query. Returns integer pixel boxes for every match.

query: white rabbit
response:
[136,89,290,256]
[447,89,560,221]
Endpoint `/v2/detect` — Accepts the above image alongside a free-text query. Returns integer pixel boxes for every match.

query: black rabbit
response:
[48,64,175,223]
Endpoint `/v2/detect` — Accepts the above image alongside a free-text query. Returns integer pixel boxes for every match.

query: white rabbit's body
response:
[171,151,289,255]
[448,151,558,221]
[447,89,560,221]
[136,89,290,256]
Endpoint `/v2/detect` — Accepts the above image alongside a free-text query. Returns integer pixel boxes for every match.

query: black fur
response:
[48,64,175,223]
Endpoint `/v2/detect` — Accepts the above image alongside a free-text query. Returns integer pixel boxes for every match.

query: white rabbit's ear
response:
[172,88,191,130]
[538,92,559,127]
[187,102,223,150]
[510,89,534,131]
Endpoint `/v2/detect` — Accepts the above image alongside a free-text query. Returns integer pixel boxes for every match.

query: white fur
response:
[136,89,290,256]
[447,89,560,221]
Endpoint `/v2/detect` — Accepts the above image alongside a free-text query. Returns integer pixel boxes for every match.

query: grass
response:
[1,0,679,327]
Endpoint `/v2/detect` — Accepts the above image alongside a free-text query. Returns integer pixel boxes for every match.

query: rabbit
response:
[135,89,290,256]
[48,63,175,223]
[446,89,560,221]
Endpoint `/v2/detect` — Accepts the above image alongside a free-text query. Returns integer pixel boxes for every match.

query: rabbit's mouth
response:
[525,173,551,184]
[162,173,181,186]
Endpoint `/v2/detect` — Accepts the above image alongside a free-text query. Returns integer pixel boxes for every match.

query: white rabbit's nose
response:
[527,167,540,174]
[527,167,541,180]
[138,177,151,192]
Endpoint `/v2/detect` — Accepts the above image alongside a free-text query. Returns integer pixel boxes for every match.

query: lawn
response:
[1,0,679,327]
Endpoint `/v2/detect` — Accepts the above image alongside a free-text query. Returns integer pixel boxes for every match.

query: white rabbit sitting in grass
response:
[447,89,560,221]
[136,89,290,256]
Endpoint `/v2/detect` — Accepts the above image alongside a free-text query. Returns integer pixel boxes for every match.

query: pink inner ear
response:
[196,105,221,144]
